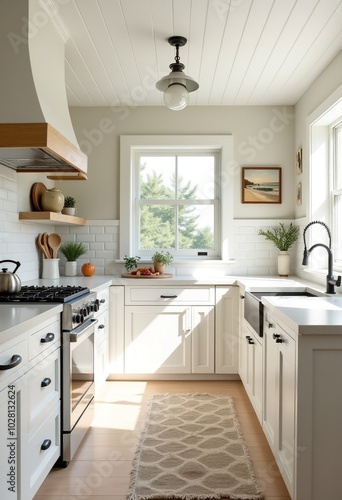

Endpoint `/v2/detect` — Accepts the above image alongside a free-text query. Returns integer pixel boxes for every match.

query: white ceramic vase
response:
[277,251,290,277]
[65,261,77,277]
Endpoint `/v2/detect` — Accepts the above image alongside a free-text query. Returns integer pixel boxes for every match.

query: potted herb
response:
[258,223,299,276]
[151,251,173,274]
[123,255,141,273]
[62,196,76,216]
[59,241,87,276]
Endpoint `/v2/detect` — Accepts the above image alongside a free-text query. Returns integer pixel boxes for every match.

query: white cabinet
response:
[123,286,215,375]
[215,287,239,374]
[109,286,125,374]
[94,288,110,395]
[0,333,28,500]
[263,311,295,498]
[0,313,61,500]
[125,305,192,373]
[239,318,263,423]
[26,314,61,499]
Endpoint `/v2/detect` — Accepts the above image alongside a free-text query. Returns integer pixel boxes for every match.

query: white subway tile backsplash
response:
[0,167,301,281]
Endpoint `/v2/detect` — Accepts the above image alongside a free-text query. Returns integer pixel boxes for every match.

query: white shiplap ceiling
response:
[49,0,342,107]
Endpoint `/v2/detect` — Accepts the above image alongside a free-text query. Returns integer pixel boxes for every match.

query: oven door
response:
[62,318,97,431]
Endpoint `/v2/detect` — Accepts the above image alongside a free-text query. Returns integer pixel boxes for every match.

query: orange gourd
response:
[81,263,95,277]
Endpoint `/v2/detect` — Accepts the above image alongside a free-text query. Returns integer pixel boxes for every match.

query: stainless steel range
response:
[0,285,101,467]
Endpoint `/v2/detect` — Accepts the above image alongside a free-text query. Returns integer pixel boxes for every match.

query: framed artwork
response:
[296,182,302,206]
[242,166,282,204]
[296,148,302,175]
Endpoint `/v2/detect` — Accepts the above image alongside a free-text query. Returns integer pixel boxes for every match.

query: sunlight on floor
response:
[92,381,148,430]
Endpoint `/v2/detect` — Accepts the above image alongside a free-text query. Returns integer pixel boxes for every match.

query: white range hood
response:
[0,0,87,179]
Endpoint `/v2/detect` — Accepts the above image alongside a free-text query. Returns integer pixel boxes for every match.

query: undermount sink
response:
[244,290,321,337]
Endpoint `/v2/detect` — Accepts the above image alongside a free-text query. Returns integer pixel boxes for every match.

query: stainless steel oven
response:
[60,291,100,466]
[62,315,97,464]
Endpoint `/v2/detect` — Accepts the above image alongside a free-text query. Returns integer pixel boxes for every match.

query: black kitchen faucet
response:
[302,220,341,294]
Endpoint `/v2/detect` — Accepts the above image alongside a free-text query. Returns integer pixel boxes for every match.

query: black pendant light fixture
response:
[156,36,199,111]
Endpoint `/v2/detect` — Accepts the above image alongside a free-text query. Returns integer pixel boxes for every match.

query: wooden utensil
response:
[47,233,62,259]
[42,232,52,258]
[37,234,50,259]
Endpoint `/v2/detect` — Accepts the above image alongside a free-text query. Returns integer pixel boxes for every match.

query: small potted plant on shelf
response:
[151,251,173,275]
[59,241,87,276]
[62,196,76,216]
[258,223,299,277]
[123,255,141,273]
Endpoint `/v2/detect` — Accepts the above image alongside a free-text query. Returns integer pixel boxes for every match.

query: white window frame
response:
[120,135,233,262]
[307,85,342,273]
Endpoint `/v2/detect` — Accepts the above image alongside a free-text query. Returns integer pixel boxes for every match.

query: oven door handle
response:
[69,318,98,342]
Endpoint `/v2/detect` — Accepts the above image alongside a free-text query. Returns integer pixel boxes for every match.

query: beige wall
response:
[64,105,295,220]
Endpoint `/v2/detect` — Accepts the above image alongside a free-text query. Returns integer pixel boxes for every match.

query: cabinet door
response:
[263,317,295,497]
[192,306,214,373]
[109,286,125,374]
[215,287,239,373]
[125,306,191,373]
[94,308,109,395]
[0,376,27,500]
[240,320,263,423]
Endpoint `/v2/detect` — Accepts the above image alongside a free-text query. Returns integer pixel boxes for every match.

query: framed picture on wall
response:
[296,148,302,175]
[242,166,282,204]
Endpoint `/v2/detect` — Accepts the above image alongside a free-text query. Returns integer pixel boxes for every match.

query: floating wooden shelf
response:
[19,211,86,226]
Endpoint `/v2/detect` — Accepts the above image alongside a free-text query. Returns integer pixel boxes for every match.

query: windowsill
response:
[115,259,236,266]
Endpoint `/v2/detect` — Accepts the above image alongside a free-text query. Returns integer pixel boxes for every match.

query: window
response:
[120,136,233,262]
[134,151,219,258]
[308,87,342,272]
[332,121,342,264]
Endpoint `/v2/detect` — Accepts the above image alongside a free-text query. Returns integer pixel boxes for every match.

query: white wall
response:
[63,105,295,221]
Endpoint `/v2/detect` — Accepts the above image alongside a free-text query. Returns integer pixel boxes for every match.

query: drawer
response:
[126,286,215,305]
[29,317,61,361]
[0,336,28,390]
[27,401,60,497]
[28,348,60,430]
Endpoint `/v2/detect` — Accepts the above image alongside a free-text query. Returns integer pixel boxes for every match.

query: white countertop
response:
[261,295,342,335]
[0,303,63,342]
[2,274,341,342]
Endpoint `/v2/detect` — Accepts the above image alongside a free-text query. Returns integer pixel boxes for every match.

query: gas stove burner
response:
[0,285,90,303]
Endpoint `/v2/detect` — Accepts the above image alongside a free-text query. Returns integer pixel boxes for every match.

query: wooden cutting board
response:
[121,273,173,278]
[31,182,47,211]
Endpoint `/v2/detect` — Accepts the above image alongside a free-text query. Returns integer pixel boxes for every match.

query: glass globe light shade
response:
[163,83,189,111]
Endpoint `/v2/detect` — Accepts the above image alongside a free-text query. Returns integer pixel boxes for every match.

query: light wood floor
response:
[34,380,291,500]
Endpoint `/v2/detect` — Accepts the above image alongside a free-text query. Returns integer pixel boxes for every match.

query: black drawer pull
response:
[100,298,106,303]
[41,378,52,387]
[41,439,52,451]
[160,295,178,299]
[98,324,105,329]
[245,336,254,345]
[0,354,22,371]
[41,332,55,343]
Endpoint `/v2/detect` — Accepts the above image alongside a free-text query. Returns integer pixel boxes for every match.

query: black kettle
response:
[0,260,21,293]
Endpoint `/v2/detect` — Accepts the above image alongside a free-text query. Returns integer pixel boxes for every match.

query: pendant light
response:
[156,36,199,111]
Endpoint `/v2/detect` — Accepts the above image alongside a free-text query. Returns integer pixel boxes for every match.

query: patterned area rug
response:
[128,393,264,500]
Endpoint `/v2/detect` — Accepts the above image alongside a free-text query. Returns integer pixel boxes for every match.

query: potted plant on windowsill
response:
[59,241,87,276]
[62,196,76,216]
[151,251,173,275]
[258,223,299,276]
[123,255,141,273]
